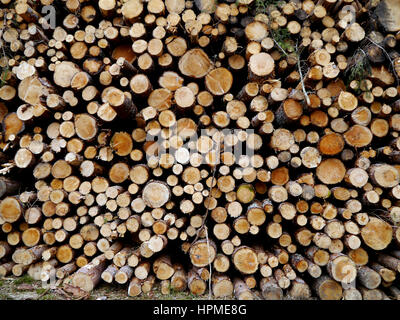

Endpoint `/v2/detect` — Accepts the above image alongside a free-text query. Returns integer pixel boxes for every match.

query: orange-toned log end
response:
[188,272,206,296]
[338,91,358,111]
[361,217,393,250]
[205,67,233,96]
[18,76,52,106]
[51,160,72,179]
[158,72,183,91]
[316,158,346,184]
[0,85,16,101]
[351,107,371,126]
[111,132,133,156]
[128,277,142,297]
[22,227,41,247]
[296,228,314,246]
[247,205,266,226]
[217,175,235,193]
[153,220,168,235]
[71,71,90,90]
[314,276,343,300]
[109,162,129,184]
[148,88,173,111]
[213,253,230,272]
[344,125,373,148]
[101,87,120,106]
[153,256,175,280]
[130,164,149,185]
[0,197,23,223]
[318,133,344,155]
[3,113,24,141]
[212,274,233,298]
[232,246,259,274]
[278,99,303,124]
[178,48,213,78]
[370,119,389,138]
[56,244,75,263]
[177,118,197,139]
[74,114,98,141]
[310,110,328,128]
[348,248,369,266]
[271,167,289,186]
[189,239,217,267]
[53,61,80,88]
[213,111,230,128]
[327,254,357,284]
[369,164,400,188]
[171,268,187,291]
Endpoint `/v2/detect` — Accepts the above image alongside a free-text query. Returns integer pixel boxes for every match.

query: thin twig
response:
[190,138,221,298]
[35,288,50,300]
[297,59,310,105]
[272,32,311,105]
[191,141,220,245]
[205,226,212,299]
[272,38,289,57]
[296,43,310,105]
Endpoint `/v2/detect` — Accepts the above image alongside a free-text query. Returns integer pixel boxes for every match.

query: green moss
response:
[254,0,280,14]
[13,275,35,285]
[161,292,199,300]
[270,28,295,54]
[36,288,47,295]
[345,49,372,90]
[0,65,9,88]
[40,294,58,300]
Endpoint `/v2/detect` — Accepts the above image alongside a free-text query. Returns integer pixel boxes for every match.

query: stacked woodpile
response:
[1,0,400,300]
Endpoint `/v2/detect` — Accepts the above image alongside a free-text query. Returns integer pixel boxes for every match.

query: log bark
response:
[72,255,107,291]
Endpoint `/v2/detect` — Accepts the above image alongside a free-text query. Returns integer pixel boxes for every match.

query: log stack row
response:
[0,0,400,300]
